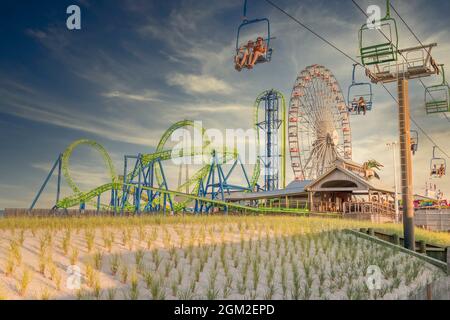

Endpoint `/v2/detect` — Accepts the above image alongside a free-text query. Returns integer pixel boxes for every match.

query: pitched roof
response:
[226,180,312,201]
[305,165,394,194]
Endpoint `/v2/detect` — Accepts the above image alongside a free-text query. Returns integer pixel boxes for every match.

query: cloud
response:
[167,73,234,95]
[102,90,161,102]
[0,86,162,147]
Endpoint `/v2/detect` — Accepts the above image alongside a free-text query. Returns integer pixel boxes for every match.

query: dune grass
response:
[0,215,448,246]
[0,215,447,300]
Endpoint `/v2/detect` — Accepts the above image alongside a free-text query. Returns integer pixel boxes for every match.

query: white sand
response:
[0,222,445,300]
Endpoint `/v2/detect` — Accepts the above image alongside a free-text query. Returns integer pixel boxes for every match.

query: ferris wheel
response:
[288,65,352,181]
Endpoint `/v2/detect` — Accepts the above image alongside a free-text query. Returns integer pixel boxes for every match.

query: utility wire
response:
[264,0,359,64]
[264,0,395,101]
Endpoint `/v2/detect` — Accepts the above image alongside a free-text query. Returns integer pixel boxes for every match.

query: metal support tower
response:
[257,90,283,191]
[398,77,415,250]
[121,155,174,215]
[196,150,252,214]
[365,43,439,250]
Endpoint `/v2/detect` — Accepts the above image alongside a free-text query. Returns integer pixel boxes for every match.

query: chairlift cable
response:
[389,3,450,123]
[263,0,449,159]
[351,0,450,158]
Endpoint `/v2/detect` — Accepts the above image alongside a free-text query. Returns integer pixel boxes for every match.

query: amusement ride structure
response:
[27,0,450,251]
[29,99,292,215]
[289,65,352,181]
[255,90,286,191]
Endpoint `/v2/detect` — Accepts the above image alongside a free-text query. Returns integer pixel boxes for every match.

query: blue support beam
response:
[257,90,282,191]
[30,154,63,210]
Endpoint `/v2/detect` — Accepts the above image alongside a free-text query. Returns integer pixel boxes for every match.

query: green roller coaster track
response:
[46,92,298,215]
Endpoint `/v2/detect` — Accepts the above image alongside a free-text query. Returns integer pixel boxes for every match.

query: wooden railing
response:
[343,201,396,216]
[312,201,339,213]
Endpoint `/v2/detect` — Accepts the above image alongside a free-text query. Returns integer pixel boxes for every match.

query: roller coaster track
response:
[47,93,295,214]
[56,182,308,215]
[58,144,239,209]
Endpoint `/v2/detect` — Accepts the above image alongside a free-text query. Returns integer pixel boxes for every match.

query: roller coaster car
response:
[410,130,418,155]
[234,0,273,71]
[347,64,373,115]
[425,65,450,114]
[289,117,298,123]
[358,0,398,66]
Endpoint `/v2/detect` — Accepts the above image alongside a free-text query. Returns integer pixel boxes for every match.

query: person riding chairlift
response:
[438,164,446,178]
[247,37,267,69]
[410,140,416,153]
[235,40,254,71]
[357,96,367,115]
[431,164,438,177]
[350,98,358,112]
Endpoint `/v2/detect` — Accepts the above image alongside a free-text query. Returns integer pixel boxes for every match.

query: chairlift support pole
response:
[398,76,415,251]
[364,42,440,250]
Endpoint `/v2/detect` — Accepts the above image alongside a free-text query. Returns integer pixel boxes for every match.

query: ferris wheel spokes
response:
[289,65,352,181]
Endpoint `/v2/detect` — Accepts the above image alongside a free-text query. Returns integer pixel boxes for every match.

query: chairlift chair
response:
[235,0,273,70]
[358,0,399,66]
[430,146,446,178]
[347,64,373,115]
[425,65,450,114]
[410,130,418,155]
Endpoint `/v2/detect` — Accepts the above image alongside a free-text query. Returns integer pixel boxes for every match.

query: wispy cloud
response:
[167,73,234,95]
[0,85,162,147]
[102,90,161,102]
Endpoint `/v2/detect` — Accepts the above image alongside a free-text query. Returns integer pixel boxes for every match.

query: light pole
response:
[386,142,399,223]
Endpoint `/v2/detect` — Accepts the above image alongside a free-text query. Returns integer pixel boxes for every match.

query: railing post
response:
[419,240,427,254]
[447,247,450,275]
[392,233,400,246]
[426,283,433,300]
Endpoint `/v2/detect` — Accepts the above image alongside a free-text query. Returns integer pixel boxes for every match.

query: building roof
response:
[226,180,312,201]
[226,162,394,202]
[305,165,395,194]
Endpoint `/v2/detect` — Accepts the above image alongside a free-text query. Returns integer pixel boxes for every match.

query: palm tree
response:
[362,160,384,180]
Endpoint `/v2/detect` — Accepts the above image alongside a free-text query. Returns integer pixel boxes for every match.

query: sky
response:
[0,0,449,209]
